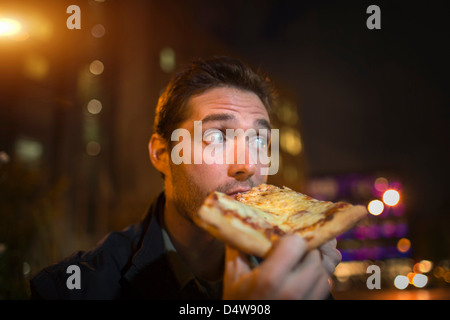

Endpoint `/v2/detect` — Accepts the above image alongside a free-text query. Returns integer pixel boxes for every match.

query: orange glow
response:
[414,260,433,274]
[397,238,411,253]
[433,266,444,278]
[0,18,21,36]
[407,272,415,284]
[444,272,450,283]
[280,127,302,155]
[24,53,49,80]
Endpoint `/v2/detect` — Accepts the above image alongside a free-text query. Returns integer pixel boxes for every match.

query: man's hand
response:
[319,238,342,275]
[223,235,332,300]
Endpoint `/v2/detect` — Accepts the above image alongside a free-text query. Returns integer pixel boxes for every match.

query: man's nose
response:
[227,138,257,181]
[227,162,256,181]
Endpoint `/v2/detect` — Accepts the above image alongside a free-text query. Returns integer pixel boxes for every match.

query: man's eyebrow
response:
[255,118,272,130]
[200,113,272,130]
[201,113,236,123]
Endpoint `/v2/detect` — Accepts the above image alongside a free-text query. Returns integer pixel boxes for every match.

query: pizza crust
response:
[193,194,272,258]
[302,204,367,251]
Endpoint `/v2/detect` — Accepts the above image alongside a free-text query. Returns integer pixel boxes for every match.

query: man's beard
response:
[170,167,206,222]
[169,164,257,221]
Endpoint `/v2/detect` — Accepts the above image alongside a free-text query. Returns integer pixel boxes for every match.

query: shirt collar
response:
[160,222,196,290]
[159,207,223,299]
[122,191,226,299]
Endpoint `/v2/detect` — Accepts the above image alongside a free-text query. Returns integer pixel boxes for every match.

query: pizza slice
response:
[193,184,367,258]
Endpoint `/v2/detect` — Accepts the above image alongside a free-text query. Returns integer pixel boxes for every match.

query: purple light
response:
[381,222,396,238]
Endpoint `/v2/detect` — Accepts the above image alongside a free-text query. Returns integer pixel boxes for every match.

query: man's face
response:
[165,87,271,221]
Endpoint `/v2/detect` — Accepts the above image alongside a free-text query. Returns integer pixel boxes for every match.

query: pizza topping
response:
[194,183,368,257]
[264,225,286,240]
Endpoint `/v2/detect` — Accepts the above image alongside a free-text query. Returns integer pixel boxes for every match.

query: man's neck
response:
[163,199,225,281]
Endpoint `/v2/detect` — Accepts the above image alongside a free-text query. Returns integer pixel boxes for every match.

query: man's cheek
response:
[202,144,225,165]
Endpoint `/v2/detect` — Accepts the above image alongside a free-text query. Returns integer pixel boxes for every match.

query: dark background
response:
[192,0,450,258]
[0,0,449,298]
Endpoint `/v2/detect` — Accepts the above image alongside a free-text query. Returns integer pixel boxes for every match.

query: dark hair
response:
[153,56,276,143]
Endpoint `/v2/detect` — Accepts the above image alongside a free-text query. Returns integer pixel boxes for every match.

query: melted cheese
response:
[235,184,336,232]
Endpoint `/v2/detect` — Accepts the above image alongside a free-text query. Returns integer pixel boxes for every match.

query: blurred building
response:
[306,173,450,298]
[0,1,306,298]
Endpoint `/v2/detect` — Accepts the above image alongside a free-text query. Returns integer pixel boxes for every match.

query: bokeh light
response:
[383,189,400,206]
[414,260,433,274]
[89,60,104,75]
[0,18,21,36]
[368,199,384,216]
[91,24,106,38]
[412,274,428,288]
[159,47,176,73]
[374,177,389,192]
[280,127,302,155]
[397,238,411,253]
[86,141,101,156]
[394,275,409,290]
[87,99,102,114]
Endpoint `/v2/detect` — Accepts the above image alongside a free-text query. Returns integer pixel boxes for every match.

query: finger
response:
[321,255,337,275]
[284,250,329,300]
[322,238,337,249]
[319,239,341,262]
[224,245,252,284]
[304,272,331,300]
[301,250,332,300]
[260,234,307,282]
[319,239,342,274]
[319,239,335,259]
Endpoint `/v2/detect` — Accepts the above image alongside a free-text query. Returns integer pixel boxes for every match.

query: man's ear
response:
[149,133,170,177]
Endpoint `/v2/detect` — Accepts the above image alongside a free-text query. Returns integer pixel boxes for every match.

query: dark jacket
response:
[29,192,210,299]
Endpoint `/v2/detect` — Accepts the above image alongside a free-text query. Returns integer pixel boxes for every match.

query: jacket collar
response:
[120,192,182,298]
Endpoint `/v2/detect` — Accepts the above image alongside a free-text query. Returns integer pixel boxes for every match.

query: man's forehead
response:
[186,87,270,123]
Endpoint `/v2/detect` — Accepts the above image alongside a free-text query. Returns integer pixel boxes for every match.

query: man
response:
[30,57,341,299]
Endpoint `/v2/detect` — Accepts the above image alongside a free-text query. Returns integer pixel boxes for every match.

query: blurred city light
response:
[280,127,302,155]
[412,274,428,288]
[397,238,411,253]
[383,189,400,206]
[394,275,409,290]
[368,199,384,216]
[24,53,49,80]
[414,260,433,274]
[86,141,101,156]
[374,177,389,193]
[160,47,176,73]
[15,138,43,163]
[91,23,106,38]
[0,18,21,37]
[278,100,299,125]
[0,151,10,164]
[89,59,104,75]
[87,99,103,114]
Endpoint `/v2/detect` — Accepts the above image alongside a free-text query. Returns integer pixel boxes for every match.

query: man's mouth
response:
[226,188,251,199]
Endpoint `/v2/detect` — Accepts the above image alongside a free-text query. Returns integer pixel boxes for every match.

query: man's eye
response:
[204,130,225,144]
[249,136,268,149]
